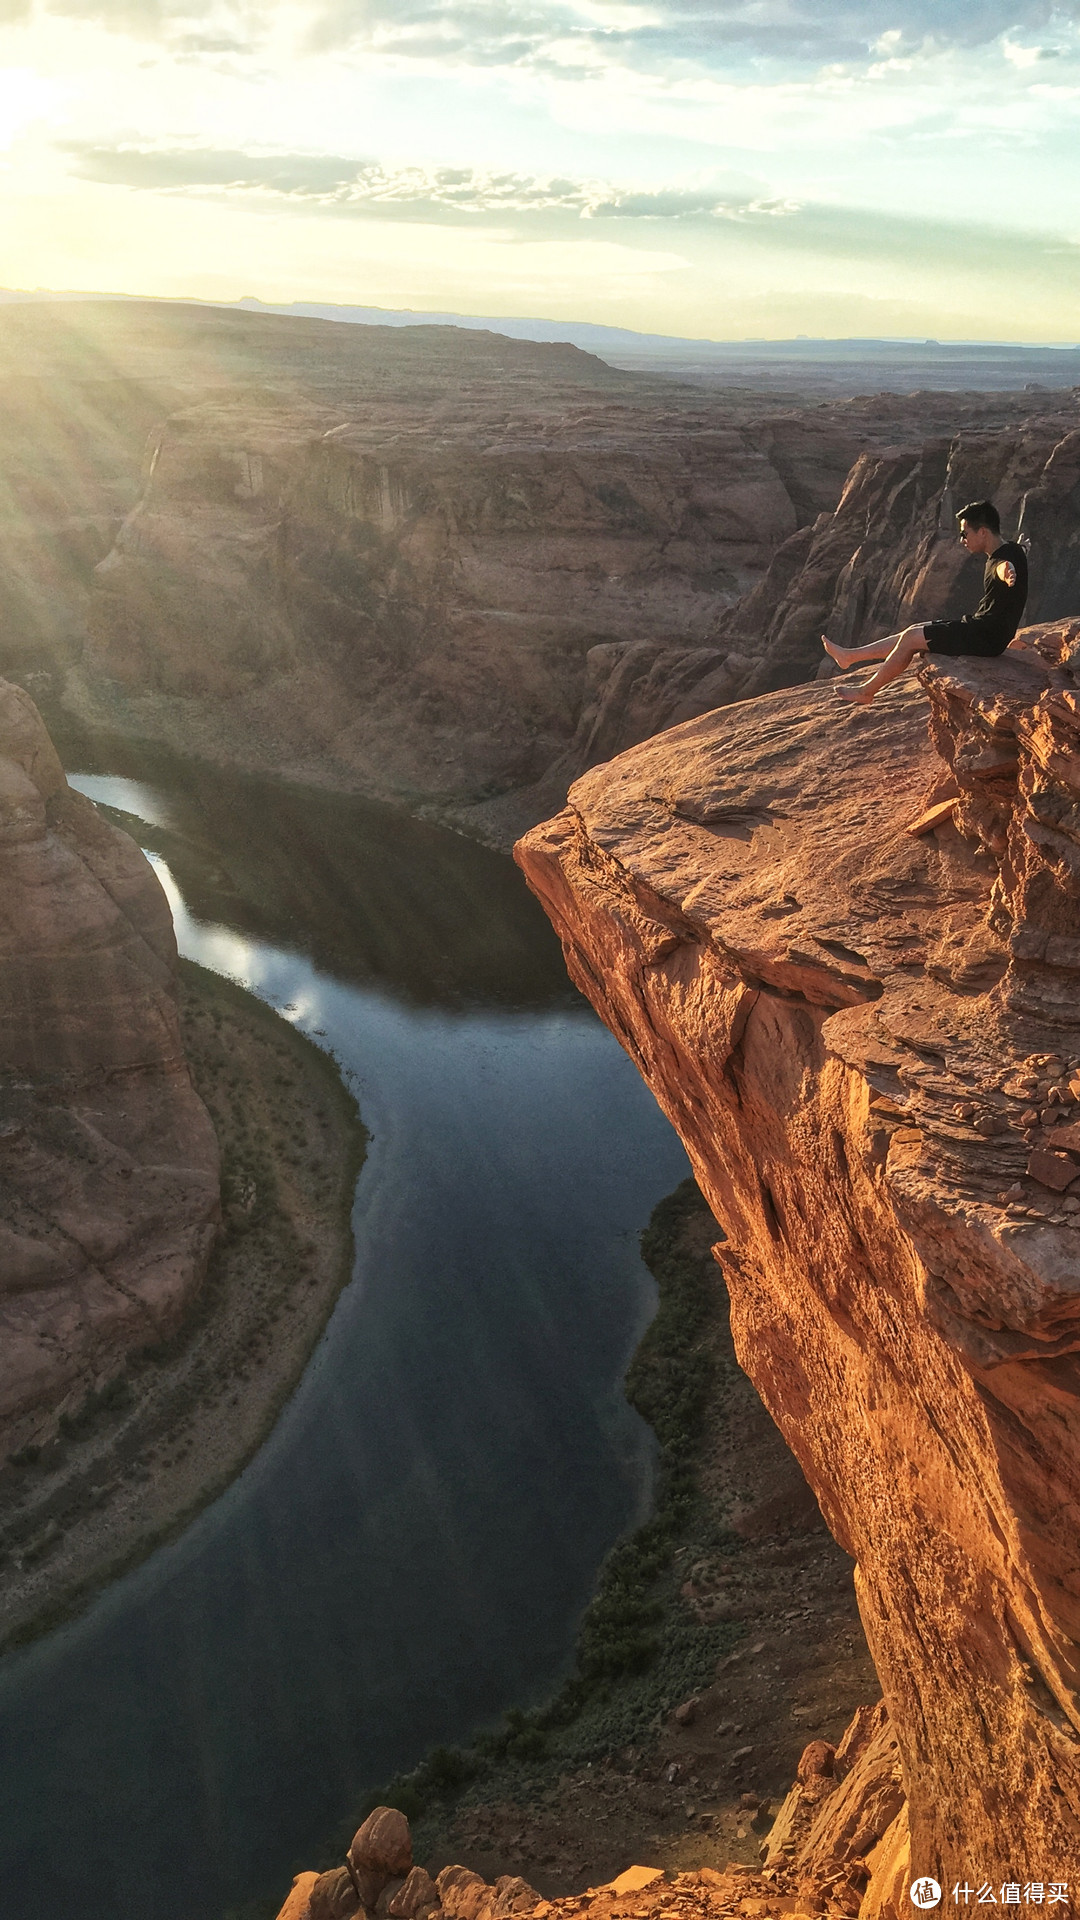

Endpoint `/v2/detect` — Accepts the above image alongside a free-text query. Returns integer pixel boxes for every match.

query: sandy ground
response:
[0,960,366,1651]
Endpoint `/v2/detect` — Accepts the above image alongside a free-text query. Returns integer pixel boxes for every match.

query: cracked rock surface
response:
[515,637,1080,1886]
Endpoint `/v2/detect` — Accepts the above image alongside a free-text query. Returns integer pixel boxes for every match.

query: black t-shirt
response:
[964,539,1028,641]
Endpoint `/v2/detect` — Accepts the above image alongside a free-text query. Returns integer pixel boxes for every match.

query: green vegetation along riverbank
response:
[363,1182,747,1850]
[265,1178,876,1920]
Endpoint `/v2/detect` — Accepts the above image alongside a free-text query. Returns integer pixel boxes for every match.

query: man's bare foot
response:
[836,684,875,706]
[822,633,858,669]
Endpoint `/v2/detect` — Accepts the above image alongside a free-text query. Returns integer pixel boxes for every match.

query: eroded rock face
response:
[81,398,858,806]
[81,388,1080,829]
[0,679,219,1458]
[718,405,1080,703]
[921,619,1080,1027]
[4,300,1072,832]
[515,652,1080,1882]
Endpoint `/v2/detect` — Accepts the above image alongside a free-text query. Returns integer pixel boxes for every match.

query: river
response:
[0,751,689,1920]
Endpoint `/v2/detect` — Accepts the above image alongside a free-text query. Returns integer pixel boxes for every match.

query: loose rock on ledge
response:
[273,1738,915,1920]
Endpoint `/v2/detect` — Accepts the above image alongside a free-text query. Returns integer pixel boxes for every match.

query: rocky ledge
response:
[515,624,1080,1889]
[0,680,219,1459]
[276,1721,911,1920]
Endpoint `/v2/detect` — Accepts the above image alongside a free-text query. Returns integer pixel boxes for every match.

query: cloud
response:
[38,0,1080,69]
[64,146,801,221]
[299,0,1080,65]
[56,144,1080,301]
[67,146,366,193]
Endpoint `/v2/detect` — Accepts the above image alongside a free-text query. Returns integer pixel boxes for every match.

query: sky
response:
[0,0,1079,339]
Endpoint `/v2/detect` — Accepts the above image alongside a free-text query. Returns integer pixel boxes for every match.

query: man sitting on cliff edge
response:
[821,499,1029,704]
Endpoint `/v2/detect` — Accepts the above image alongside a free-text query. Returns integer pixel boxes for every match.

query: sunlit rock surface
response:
[515,632,1080,1884]
[0,678,219,1457]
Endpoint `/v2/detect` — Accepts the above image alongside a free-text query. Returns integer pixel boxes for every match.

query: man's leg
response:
[822,629,907,669]
[836,626,929,705]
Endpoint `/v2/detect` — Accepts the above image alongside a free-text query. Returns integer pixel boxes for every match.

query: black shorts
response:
[923,620,1015,659]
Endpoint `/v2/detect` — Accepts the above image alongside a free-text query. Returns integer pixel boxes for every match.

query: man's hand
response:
[996,558,1017,587]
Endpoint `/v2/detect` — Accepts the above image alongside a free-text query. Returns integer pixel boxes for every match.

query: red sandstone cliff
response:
[0,678,219,1459]
[515,627,1080,1887]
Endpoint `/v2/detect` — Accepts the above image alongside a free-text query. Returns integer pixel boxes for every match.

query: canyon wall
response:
[714,404,1080,703]
[78,395,864,805]
[6,297,1072,833]
[0,678,219,1460]
[515,627,1080,1886]
[0,297,652,712]
[2,300,1077,844]
[75,374,1080,828]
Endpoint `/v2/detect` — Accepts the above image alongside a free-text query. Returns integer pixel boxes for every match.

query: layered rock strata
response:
[60,302,1064,819]
[79,398,862,805]
[718,404,1080,703]
[0,678,219,1458]
[515,634,1080,1885]
[0,296,665,723]
[2,300,1072,829]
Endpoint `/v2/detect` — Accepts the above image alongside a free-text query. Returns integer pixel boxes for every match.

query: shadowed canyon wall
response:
[515,627,1080,1887]
[0,678,219,1460]
[77,369,1080,824]
[1,300,1076,838]
[78,393,863,805]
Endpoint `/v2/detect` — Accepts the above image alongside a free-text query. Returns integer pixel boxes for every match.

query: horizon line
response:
[1,286,1079,353]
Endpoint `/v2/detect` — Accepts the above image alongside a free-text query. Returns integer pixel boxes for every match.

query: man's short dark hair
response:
[956,499,1001,534]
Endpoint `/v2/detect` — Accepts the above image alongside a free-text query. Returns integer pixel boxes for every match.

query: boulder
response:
[796,1741,835,1784]
[387,1866,440,1918]
[376,1880,408,1914]
[477,1877,542,1920]
[435,1867,490,1920]
[349,1808,413,1880]
[309,1867,362,1920]
[347,1807,413,1908]
[274,1871,320,1920]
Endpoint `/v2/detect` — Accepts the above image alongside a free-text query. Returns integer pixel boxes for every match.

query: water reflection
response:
[0,756,688,1920]
[66,743,579,1011]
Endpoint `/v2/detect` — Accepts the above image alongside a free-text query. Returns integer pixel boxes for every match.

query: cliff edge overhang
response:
[515,619,1080,1886]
